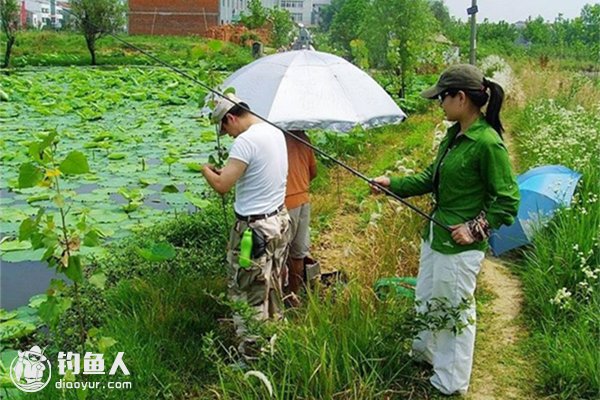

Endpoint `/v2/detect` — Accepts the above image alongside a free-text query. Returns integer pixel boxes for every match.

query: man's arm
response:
[202,158,247,195]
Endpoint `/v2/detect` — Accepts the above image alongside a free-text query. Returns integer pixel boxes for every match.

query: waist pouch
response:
[251,228,267,259]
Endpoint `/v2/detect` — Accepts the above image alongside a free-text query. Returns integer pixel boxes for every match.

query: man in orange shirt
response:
[284,131,317,299]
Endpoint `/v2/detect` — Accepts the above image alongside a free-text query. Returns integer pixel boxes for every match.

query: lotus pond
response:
[0,66,228,308]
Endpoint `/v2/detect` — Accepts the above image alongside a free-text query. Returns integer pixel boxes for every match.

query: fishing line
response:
[61,8,451,232]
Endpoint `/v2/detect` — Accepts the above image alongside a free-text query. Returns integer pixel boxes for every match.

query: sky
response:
[443,0,600,23]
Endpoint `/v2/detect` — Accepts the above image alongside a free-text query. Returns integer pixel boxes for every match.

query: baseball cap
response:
[211,93,244,134]
[421,64,485,99]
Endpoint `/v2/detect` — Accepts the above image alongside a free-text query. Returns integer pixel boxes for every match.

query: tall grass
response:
[211,284,430,399]
[512,73,600,398]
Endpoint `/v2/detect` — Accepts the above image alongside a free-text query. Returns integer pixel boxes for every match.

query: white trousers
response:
[411,238,484,395]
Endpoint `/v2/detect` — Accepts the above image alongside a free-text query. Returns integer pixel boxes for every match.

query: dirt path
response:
[466,258,535,400]
[309,112,537,398]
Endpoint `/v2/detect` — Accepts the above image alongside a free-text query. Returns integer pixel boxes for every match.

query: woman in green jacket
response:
[371,64,519,395]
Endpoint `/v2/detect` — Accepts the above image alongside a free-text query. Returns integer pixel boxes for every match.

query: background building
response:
[23,0,66,29]
[127,0,331,36]
[220,0,331,26]
[128,0,220,36]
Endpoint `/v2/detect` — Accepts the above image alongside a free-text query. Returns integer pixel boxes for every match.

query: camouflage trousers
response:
[226,208,291,337]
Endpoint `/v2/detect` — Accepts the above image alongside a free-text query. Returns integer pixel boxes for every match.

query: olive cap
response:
[421,64,485,99]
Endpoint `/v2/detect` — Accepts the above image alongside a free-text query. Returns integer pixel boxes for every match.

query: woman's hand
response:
[370,176,390,194]
[449,223,475,245]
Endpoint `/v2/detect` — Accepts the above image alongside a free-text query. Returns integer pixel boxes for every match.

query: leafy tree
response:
[240,0,268,30]
[429,0,452,27]
[70,0,126,65]
[581,4,600,58]
[0,0,19,68]
[523,16,552,48]
[329,0,368,51]
[477,19,520,55]
[319,0,345,32]
[268,7,295,49]
[360,0,436,97]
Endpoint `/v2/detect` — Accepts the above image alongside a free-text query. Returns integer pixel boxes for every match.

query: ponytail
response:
[464,78,505,138]
[483,78,505,137]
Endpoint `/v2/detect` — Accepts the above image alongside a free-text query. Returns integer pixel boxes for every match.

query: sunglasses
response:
[437,89,458,104]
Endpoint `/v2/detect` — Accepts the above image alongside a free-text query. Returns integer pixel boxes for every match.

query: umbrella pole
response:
[66,19,452,234]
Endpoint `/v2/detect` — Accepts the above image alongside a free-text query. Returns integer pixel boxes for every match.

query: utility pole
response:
[50,0,56,29]
[467,0,478,65]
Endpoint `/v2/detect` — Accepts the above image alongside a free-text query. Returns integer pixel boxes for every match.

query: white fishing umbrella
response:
[208,50,406,132]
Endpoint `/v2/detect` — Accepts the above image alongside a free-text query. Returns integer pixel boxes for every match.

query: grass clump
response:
[209,284,430,399]
[512,77,600,398]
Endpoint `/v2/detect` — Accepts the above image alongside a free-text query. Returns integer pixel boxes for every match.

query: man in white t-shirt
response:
[201,94,291,356]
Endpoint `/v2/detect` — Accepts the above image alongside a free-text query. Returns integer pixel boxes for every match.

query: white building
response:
[25,0,66,29]
[219,0,330,27]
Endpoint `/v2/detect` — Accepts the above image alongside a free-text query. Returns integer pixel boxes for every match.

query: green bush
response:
[513,91,600,399]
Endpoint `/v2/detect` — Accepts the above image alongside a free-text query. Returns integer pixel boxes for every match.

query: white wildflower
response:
[550,287,572,309]
[583,266,599,280]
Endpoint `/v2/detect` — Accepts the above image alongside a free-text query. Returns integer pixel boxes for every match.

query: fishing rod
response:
[62,9,451,233]
[214,124,230,229]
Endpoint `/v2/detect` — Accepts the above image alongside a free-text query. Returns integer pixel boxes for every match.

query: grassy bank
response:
[511,66,600,399]
[1,31,252,68]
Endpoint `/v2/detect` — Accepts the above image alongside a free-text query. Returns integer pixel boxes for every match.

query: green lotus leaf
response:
[0,319,36,341]
[28,294,48,309]
[60,150,90,175]
[107,153,127,160]
[0,248,46,262]
[0,240,32,252]
[0,309,17,321]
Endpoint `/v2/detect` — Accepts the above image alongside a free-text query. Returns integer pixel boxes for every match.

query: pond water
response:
[0,66,227,310]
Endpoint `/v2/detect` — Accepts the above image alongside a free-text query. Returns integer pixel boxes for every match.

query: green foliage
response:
[349,39,369,70]
[311,129,369,164]
[240,0,268,30]
[18,162,44,188]
[329,0,368,51]
[69,0,127,65]
[520,5,600,61]
[0,0,19,67]
[428,0,452,28]
[4,30,252,68]
[360,0,437,96]
[98,274,233,398]
[213,286,428,399]
[318,0,344,33]
[513,90,600,398]
[135,241,176,262]
[60,151,91,175]
[268,7,295,49]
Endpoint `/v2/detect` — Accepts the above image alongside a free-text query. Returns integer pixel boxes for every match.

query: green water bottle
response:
[239,228,253,269]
